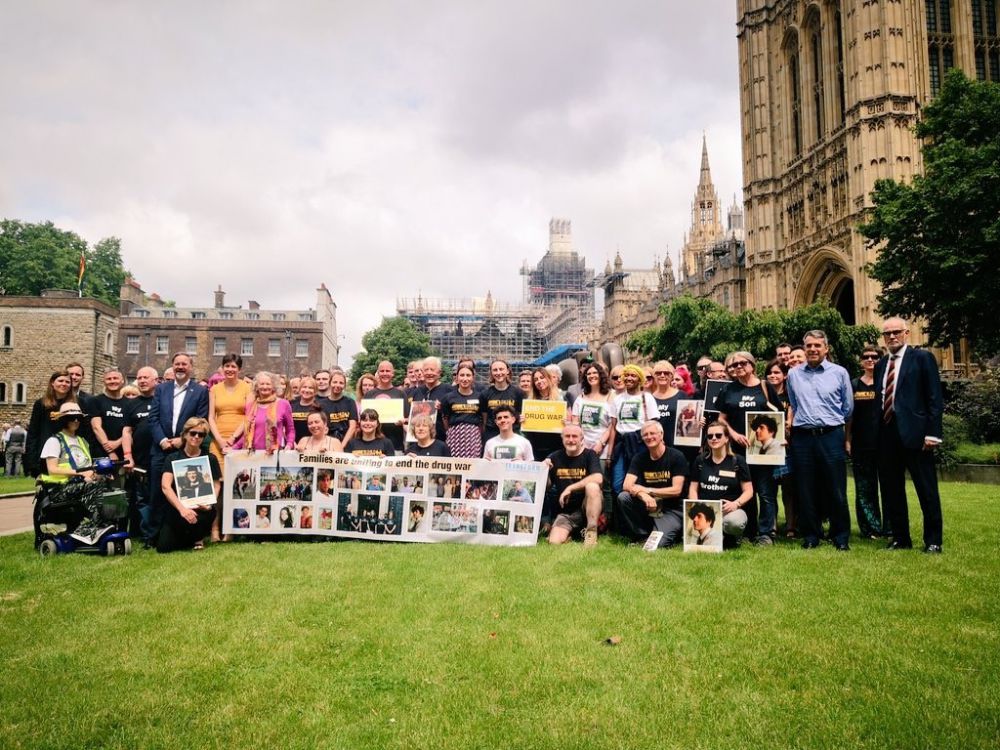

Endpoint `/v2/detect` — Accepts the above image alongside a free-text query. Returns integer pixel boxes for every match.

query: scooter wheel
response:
[123,538,133,555]
[105,540,116,557]
[39,539,58,557]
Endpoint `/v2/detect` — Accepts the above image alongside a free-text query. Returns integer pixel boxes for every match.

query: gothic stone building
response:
[737,0,993,364]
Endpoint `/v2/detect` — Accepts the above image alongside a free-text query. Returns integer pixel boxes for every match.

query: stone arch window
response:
[972,0,1000,81]
[784,29,803,159]
[0,382,7,403]
[104,331,114,355]
[1,324,11,347]
[14,382,27,404]
[926,0,956,95]
[805,6,824,142]
[830,1,846,127]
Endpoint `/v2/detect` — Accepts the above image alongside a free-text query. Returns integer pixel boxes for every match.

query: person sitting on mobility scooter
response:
[34,402,131,556]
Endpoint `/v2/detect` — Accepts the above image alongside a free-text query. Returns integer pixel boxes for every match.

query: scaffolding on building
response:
[396,294,548,367]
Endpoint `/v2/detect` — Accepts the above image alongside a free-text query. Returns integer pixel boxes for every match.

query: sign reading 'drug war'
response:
[223,451,546,546]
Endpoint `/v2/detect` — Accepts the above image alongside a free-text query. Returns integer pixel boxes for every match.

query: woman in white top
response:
[610,364,658,495]
[570,362,615,462]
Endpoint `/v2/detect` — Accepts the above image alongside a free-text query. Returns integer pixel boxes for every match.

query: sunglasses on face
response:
[730,361,751,369]
[861,354,879,361]
[187,431,206,438]
[610,375,622,381]
[706,433,726,440]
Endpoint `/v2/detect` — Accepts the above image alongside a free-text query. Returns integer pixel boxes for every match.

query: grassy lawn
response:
[1,482,998,749]
[0,475,36,495]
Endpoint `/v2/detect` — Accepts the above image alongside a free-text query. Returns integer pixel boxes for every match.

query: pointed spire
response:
[699,132,712,187]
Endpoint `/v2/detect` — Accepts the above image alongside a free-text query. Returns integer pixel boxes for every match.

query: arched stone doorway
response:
[795,248,856,324]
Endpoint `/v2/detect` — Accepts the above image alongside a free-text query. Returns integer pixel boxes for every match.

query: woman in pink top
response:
[233,372,295,452]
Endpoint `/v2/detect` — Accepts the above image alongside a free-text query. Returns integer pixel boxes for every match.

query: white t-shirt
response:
[572,395,614,458]
[482,433,534,461]
[613,392,658,434]
[41,434,92,469]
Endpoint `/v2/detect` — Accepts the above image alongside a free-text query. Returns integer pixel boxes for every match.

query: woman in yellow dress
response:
[208,353,252,541]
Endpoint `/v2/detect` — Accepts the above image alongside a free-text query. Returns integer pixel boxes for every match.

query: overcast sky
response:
[2,1,743,367]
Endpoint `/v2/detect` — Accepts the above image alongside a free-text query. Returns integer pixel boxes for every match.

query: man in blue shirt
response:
[786,330,854,550]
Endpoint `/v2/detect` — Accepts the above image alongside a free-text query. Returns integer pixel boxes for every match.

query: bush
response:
[945,369,1000,443]
[938,414,969,468]
[951,442,1000,465]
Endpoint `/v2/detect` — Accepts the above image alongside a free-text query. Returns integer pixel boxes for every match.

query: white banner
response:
[222,451,546,546]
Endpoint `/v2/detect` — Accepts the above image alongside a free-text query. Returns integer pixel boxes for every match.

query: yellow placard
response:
[360,397,405,424]
[521,399,567,433]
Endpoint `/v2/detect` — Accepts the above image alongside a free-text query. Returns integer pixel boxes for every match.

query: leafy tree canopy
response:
[0,220,128,309]
[348,317,434,388]
[859,69,1000,357]
[627,295,878,376]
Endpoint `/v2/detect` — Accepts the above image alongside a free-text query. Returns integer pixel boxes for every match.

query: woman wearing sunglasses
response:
[158,417,220,552]
[688,421,753,548]
[845,345,887,540]
[715,351,782,544]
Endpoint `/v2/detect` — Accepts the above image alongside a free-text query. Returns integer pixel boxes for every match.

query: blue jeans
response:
[750,464,778,538]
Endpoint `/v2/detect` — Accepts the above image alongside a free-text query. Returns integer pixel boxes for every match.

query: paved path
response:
[0,494,33,536]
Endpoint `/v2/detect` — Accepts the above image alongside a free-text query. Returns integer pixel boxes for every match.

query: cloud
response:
[0,0,742,367]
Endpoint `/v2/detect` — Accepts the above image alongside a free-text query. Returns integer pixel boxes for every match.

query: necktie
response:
[882,355,897,423]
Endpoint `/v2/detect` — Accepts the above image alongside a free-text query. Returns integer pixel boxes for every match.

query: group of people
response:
[20,314,944,555]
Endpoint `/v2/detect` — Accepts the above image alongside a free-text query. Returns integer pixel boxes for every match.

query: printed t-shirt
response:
[626,447,690,509]
[546,448,602,509]
[482,433,533,461]
[691,453,750,502]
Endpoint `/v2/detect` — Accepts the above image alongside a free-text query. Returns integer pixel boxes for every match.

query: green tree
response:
[627,295,878,376]
[348,317,433,387]
[0,219,129,308]
[859,69,1000,357]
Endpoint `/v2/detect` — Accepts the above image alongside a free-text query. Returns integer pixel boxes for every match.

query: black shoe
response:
[835,542,850,552]
[923,544,943,554]
[802,538,819,549]
[885,541,913,550]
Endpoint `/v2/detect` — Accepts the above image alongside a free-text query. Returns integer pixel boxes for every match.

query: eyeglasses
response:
[187,431,206,438]
[706,433,726,440]
[882,329,905,338]
[861,354,879,361]
[654,370,672,376]
[697,364,710,371]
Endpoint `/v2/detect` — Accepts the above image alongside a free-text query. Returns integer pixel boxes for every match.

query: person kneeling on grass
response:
[616,420,688,548]
[543,424,603,547]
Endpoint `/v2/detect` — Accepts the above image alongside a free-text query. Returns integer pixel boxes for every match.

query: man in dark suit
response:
[875,317,944,553]
[143,352,209,545]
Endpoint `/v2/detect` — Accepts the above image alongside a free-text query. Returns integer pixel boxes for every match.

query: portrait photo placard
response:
[703,379,731,414]
[684,499,724,553]
[674,399,705,447]
[745,411,786,466]
[171,455,215,508]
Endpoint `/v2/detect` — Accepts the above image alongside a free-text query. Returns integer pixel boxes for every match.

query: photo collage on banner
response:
[223,451,547,546]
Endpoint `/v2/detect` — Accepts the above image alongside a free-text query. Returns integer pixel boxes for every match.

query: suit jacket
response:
[875,347,943,451]
[149,380,210,449]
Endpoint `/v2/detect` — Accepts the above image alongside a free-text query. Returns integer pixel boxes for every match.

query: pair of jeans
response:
[750,464,778,538]
[789,426,850,546]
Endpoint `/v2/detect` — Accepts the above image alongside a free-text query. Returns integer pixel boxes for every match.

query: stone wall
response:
[0,297,118,425]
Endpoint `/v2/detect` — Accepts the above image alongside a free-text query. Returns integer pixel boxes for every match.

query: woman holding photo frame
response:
[158,417,220,553]
[688,421,753,549]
